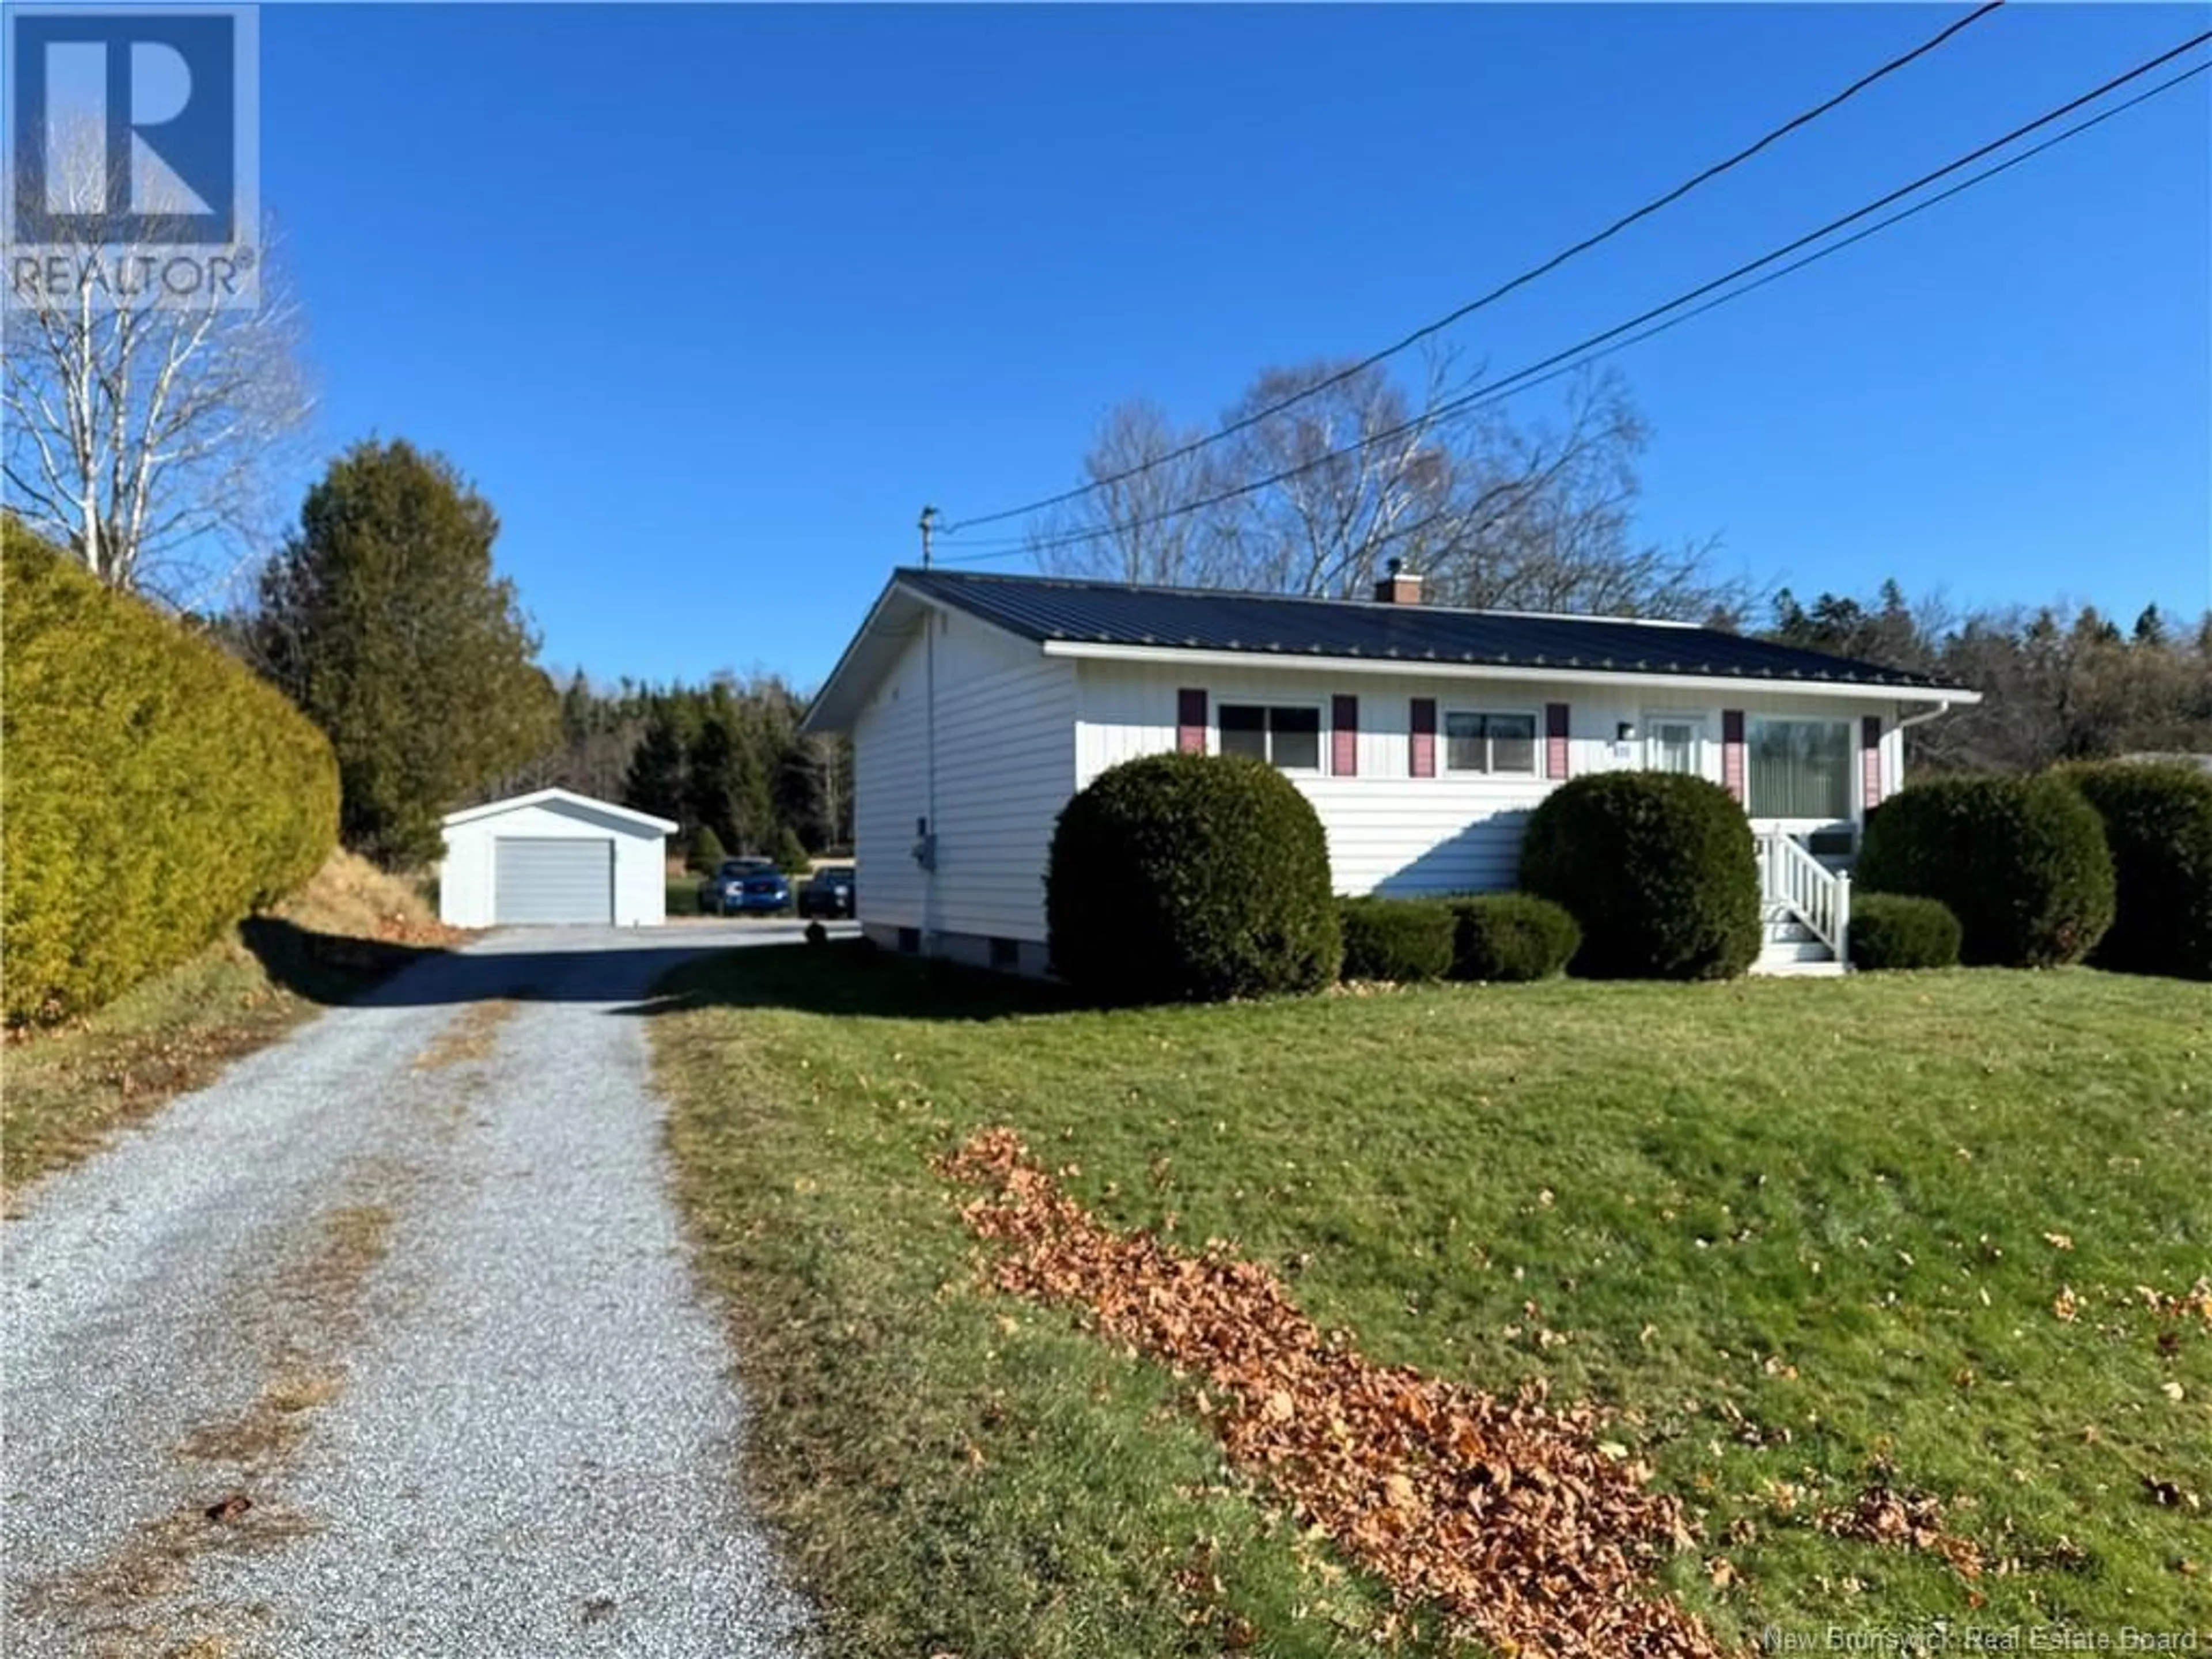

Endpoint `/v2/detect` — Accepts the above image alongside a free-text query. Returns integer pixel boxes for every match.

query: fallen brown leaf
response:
[940,1128,1722,1658]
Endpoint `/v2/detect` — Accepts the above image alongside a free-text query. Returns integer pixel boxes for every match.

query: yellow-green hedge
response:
[3,521,339,1024]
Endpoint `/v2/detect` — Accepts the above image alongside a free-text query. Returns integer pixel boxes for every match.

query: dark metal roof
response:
[895,569,1964,692]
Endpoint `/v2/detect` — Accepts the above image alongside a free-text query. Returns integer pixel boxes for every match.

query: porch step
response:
[1751,955,1847,978]
[1763,921,1817,945]
[1758,938,1835,965]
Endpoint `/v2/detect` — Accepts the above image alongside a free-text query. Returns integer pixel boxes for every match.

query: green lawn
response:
[652,945,2211,1657]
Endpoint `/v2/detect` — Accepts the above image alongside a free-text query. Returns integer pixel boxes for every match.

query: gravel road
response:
[4,921,834,1658]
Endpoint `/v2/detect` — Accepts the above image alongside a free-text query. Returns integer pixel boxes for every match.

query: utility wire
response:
[943,0,2009,536]
[946,56,2212,573]
[1291,58,2212,597]
[938,31,2210,567]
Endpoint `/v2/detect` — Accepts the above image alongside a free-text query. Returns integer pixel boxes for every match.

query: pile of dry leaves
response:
[941,1127,1729,1657]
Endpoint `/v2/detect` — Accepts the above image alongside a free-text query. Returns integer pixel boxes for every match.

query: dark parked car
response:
[696,858,790,916]
[798,865,856,918]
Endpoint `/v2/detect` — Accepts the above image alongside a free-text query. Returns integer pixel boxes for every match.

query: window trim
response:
[1440,706,1543,778]
[1744,714,1855,823]
[1214,698,1328,775]
[1641,709,1709,778]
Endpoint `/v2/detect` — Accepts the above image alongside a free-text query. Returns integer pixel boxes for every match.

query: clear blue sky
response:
[259,3,2212,690]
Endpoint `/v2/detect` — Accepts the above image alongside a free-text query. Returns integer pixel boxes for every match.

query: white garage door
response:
[494,837,613,925]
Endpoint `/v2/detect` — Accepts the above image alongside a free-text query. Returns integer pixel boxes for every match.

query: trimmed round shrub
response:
[1336,897,1454,982]
[1857,777,2113,968]
[3,521,339,1024]
[1046,752,1340,1003]
[1518,772,1760,980]
[1847,893,1961,971]
[2062,762,2212,980]
[1447,893,1582,982]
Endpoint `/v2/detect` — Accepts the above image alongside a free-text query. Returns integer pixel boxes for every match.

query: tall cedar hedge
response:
[1519,772,1761,980]
[1857,775,2113,968]
[2,522,339,1024]
[2061,762,2212,980]
[1046,752,1340,1003]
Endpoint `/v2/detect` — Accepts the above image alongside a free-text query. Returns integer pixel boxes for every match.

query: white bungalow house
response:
[801,567,1978,975]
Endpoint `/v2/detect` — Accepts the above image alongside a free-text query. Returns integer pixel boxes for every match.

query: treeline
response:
[1765,583,2212,774]
[484,672,852,863]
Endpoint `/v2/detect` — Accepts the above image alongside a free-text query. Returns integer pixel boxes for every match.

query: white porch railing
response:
[1758,830,1851,957]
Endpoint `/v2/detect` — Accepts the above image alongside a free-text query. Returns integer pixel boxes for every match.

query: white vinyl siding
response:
[851,684,928,930]
[1079,665,1554,896]
[850,607,1077,944]
[1074,661,1902,898]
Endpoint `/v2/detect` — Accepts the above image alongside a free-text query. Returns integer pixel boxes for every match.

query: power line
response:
[1291,58,2212,597]
[938,31,2211,568]
[942,1,2009,536]
[1456,64,2212,438]
[1218,57,2212,592]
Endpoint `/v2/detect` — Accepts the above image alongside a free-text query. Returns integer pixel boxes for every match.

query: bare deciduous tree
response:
[1033,400,1237,588]
[1027,357,1747,622]
[1213,354,1459,599]
[3,122,311,605]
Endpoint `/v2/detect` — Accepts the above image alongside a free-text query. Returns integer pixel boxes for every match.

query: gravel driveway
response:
[5,922,834,1658]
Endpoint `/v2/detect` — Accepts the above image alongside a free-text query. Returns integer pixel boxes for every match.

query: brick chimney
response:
[1373,558,1422,605]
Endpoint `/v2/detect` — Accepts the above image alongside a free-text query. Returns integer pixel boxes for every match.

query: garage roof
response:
[441,787,677,834]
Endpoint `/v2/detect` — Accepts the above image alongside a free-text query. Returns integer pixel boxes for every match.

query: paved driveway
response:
[4,922,841,1657]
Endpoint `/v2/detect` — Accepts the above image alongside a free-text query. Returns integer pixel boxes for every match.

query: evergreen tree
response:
[559,669,594,745]
[624,700,692,832]
[252,439,555,866]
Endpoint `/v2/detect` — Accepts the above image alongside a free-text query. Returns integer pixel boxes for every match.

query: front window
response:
[1219,703,1321,771]
[1747,717,1851,819]
[1444,711,1537,775]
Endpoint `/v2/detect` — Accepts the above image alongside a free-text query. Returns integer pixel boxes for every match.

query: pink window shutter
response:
[1861,715,1883,811]
[1545,703,1570,779]
[1176,688,1207,754]
[1331,695,1358,777]
[1722,710,1747,804]
[1410,698,1436,778]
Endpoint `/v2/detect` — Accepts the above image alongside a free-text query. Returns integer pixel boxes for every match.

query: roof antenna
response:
[918,504,938,570]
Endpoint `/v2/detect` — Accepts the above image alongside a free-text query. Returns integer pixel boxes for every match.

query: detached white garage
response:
[438,788,678,928]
